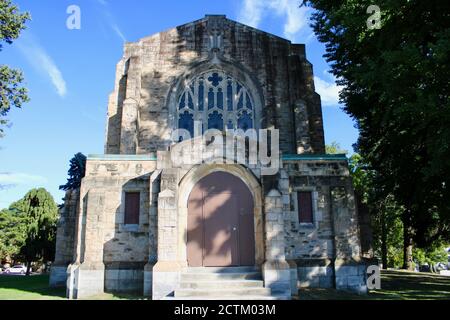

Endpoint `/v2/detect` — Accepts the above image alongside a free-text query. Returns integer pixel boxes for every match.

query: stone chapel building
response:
[49,15,369,300]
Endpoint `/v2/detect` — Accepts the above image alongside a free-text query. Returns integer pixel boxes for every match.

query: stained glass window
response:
[179,92,195,110]
[179,92,186,110]
[178,111,194,138]
[198,78,204,111]
[236,83,242,94]
[227,79,233,111]
[188,93,194,109]
[176,70,255,137]
[217,88,224,110]
[237,93,244,109]
[246,93,253,110]
[208,88,215,110]
[208,72,223,87]
[238,111,253,131]
[208,111,223,130]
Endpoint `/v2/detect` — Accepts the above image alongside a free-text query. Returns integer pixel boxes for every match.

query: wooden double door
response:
[187,172,255,267]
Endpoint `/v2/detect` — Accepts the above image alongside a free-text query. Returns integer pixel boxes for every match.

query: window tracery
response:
[177,70,255,137]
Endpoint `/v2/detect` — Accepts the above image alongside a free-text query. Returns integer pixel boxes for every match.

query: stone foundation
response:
[143,263,154,297]
[334,260,368,294]
[67,263,105,299]
[296,259,334,288]
[299,266,334,288]
[49,265,68,287]
[262,261,291,296]
[152,262,183,300]
[104,262,145,294]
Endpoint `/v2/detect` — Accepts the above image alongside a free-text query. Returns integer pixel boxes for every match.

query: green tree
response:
[325,141,348,155]
[328,146,417,270]
[371,195,404,269]
[414,243,448,272]
[304,0,450,270]
[0,207,27,263]
[0,0,31,136]
[9,188,58,275]
[59,152,86,191]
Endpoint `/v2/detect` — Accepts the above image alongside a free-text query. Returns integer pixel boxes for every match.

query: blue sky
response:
[0,0,358,208]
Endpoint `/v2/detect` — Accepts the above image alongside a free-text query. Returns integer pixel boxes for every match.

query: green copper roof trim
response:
[87,154,157,161]
[87,154,346,162]
[282,154,348,161]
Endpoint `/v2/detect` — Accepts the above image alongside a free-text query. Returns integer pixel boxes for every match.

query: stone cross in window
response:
[208,72,223,87]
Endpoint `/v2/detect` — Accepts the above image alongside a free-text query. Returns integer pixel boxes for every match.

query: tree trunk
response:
[429,263,436,273]
[402,208,414,271]
[380,209,388,269]
[26,260,32,276]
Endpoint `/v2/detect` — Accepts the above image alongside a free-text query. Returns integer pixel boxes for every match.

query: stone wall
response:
[356,194,374,258]
[104,15,325,156]
[281,158,368,292]
[283,159,349,261]
[66,157,157,298]
[49,189,79,287]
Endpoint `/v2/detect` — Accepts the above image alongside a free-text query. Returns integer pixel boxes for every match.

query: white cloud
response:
[238,0,265,28]
[314,76,342,107]
[238,0,311,41]
[96,0,127,43]
[272,0,310,40]
[0,172,48,186]
[111,23,126,43]
[17,34,67,97]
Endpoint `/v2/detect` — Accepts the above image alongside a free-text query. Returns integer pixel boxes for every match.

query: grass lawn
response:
[0,274,66,300]
[0,270,449,300]
[297,270,450,300]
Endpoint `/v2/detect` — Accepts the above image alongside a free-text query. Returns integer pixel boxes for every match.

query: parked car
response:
[4,265,27,275]
[435,262,447,271]
[419,263,431,273]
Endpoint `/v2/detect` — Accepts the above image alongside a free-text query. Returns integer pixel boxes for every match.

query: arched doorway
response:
[187,171,255,267]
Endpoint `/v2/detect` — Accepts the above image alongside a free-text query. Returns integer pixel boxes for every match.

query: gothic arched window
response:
[177,70,255,136]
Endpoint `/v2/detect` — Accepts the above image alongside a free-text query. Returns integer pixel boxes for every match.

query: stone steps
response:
[180,279,264,289]
[162,296,290,301]
[181,271,262,281]
[185,266,259,273]
[181,272,262,281]
[175,287,271,298]
[163,295,289,300]
[173,267,284,300]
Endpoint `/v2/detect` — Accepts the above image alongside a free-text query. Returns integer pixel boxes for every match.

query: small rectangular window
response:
[124,192,140,225]
[298,191,313,224]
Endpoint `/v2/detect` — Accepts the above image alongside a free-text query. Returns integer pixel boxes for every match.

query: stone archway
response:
[187,171,255,267]
[177,164,264,267]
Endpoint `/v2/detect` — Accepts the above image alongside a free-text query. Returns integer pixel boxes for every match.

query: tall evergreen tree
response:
[59,152,87,191]
[304,0,450,269]
[9,188,58,275]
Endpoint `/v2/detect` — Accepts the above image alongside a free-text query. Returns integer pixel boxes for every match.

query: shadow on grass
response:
[81,292,150,300]
[0,274,150,300]
[375,270,450,300]
[0,274,66,300]
[296,270,450,300]
[2,270,449,300]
